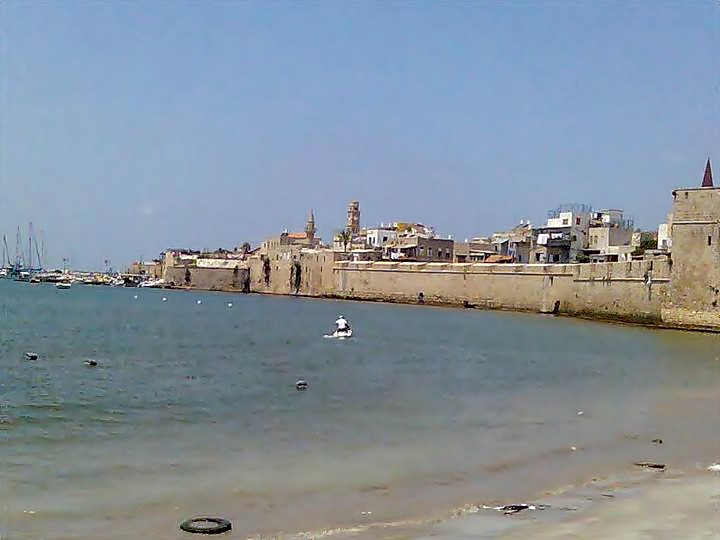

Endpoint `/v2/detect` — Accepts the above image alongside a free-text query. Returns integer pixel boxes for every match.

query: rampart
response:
[331,259,671,325]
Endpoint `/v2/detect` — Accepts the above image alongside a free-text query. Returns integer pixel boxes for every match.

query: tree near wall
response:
[632,233,658,257]
[338,230,352,252]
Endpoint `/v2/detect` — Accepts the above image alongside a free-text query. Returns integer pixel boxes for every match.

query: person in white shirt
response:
[335,315,350,332]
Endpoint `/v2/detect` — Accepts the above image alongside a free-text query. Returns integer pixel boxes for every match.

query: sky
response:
[0,1,718,270]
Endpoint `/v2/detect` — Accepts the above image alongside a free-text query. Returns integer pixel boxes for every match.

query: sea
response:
[0,279,718,539]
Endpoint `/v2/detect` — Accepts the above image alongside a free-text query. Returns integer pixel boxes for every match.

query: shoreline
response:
[162,284,720,334]
[294,462,720,540]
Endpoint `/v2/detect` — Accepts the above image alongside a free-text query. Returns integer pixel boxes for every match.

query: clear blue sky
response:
[0,2,717,270]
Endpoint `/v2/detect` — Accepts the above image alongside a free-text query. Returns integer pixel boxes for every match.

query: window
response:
[383,236,388,242]
[708,236,712,246]
[572,235,577,242]
[428,247,433,257]
[685,192,689,199]
[576,218,581,225]
[562,218,569,225]
[419,246,425,253]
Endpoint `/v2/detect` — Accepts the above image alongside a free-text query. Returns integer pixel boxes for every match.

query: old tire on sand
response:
[180,517,232,534]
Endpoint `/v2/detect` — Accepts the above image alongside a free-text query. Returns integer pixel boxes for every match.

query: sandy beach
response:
[392,467,720,540]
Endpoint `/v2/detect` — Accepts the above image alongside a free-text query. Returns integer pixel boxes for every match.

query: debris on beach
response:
[25,352,38,361]
[481,502,576,516]
[179,517,232,534]
[227,302,233,308]
[634,461,666,470]
[197,300,202,305]
[296,380,308,391]
[501,504,533,515]
[577,410,584,416]
[84,359,98,367]
[651,438,663,444]
[483,503,552,515]
[707,463,720,473]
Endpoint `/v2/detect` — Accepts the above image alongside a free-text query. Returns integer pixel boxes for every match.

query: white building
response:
[365,226,398,248]
[538,206,592,262]
[587,209,634,258]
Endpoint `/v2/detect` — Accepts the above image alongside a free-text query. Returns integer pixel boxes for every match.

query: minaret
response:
[305,210,317,243]
[701,158,713,188]
[346,201,360,235]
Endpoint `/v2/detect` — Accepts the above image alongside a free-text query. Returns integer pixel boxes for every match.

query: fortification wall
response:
[245,250,336,296]
[165,265,249,291]
[162,252,674,327]
[332,259,670,325]
[564,260,670,324]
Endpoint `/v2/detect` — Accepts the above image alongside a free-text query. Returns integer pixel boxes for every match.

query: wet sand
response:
[391,466,720,540]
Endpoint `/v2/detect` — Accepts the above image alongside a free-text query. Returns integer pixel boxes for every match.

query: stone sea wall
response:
[165,265,249,292]
[331,259,671,325]
[164,253,677,327]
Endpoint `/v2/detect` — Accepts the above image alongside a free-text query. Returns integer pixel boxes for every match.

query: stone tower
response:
[346,201,360,235]
[665,159,720,328]
[305,210,317,244]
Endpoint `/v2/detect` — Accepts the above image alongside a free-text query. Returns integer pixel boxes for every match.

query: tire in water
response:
[180,517,232,535]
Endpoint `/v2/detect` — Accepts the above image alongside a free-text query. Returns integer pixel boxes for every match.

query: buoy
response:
[197,300,202,305]
[295,380,308,391]
[84,359,98,367]
[25,352,38,361]
[227,302,233,308]
[133,294,138,299]
[179,517,232,534]
[162,297,168,302]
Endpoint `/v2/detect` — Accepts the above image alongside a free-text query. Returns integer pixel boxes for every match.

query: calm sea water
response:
[0,280,718,539]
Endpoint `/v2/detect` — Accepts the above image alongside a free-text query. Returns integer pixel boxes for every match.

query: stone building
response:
[262,210,322,250]
[453,238,496,263]
[384,236,454,262]
[584,210,634,262]
[664,158,719,328]
[532,204,592,263]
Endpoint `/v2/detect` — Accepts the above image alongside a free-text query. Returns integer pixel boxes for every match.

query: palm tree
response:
[338,230,352,252]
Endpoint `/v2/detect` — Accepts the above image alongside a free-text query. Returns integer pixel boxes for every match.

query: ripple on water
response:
[1,284,719,539]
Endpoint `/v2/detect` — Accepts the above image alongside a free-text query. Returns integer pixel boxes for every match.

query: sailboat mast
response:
[40,230,45,270]
[28,222,33,270]
[15,227,24,269]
